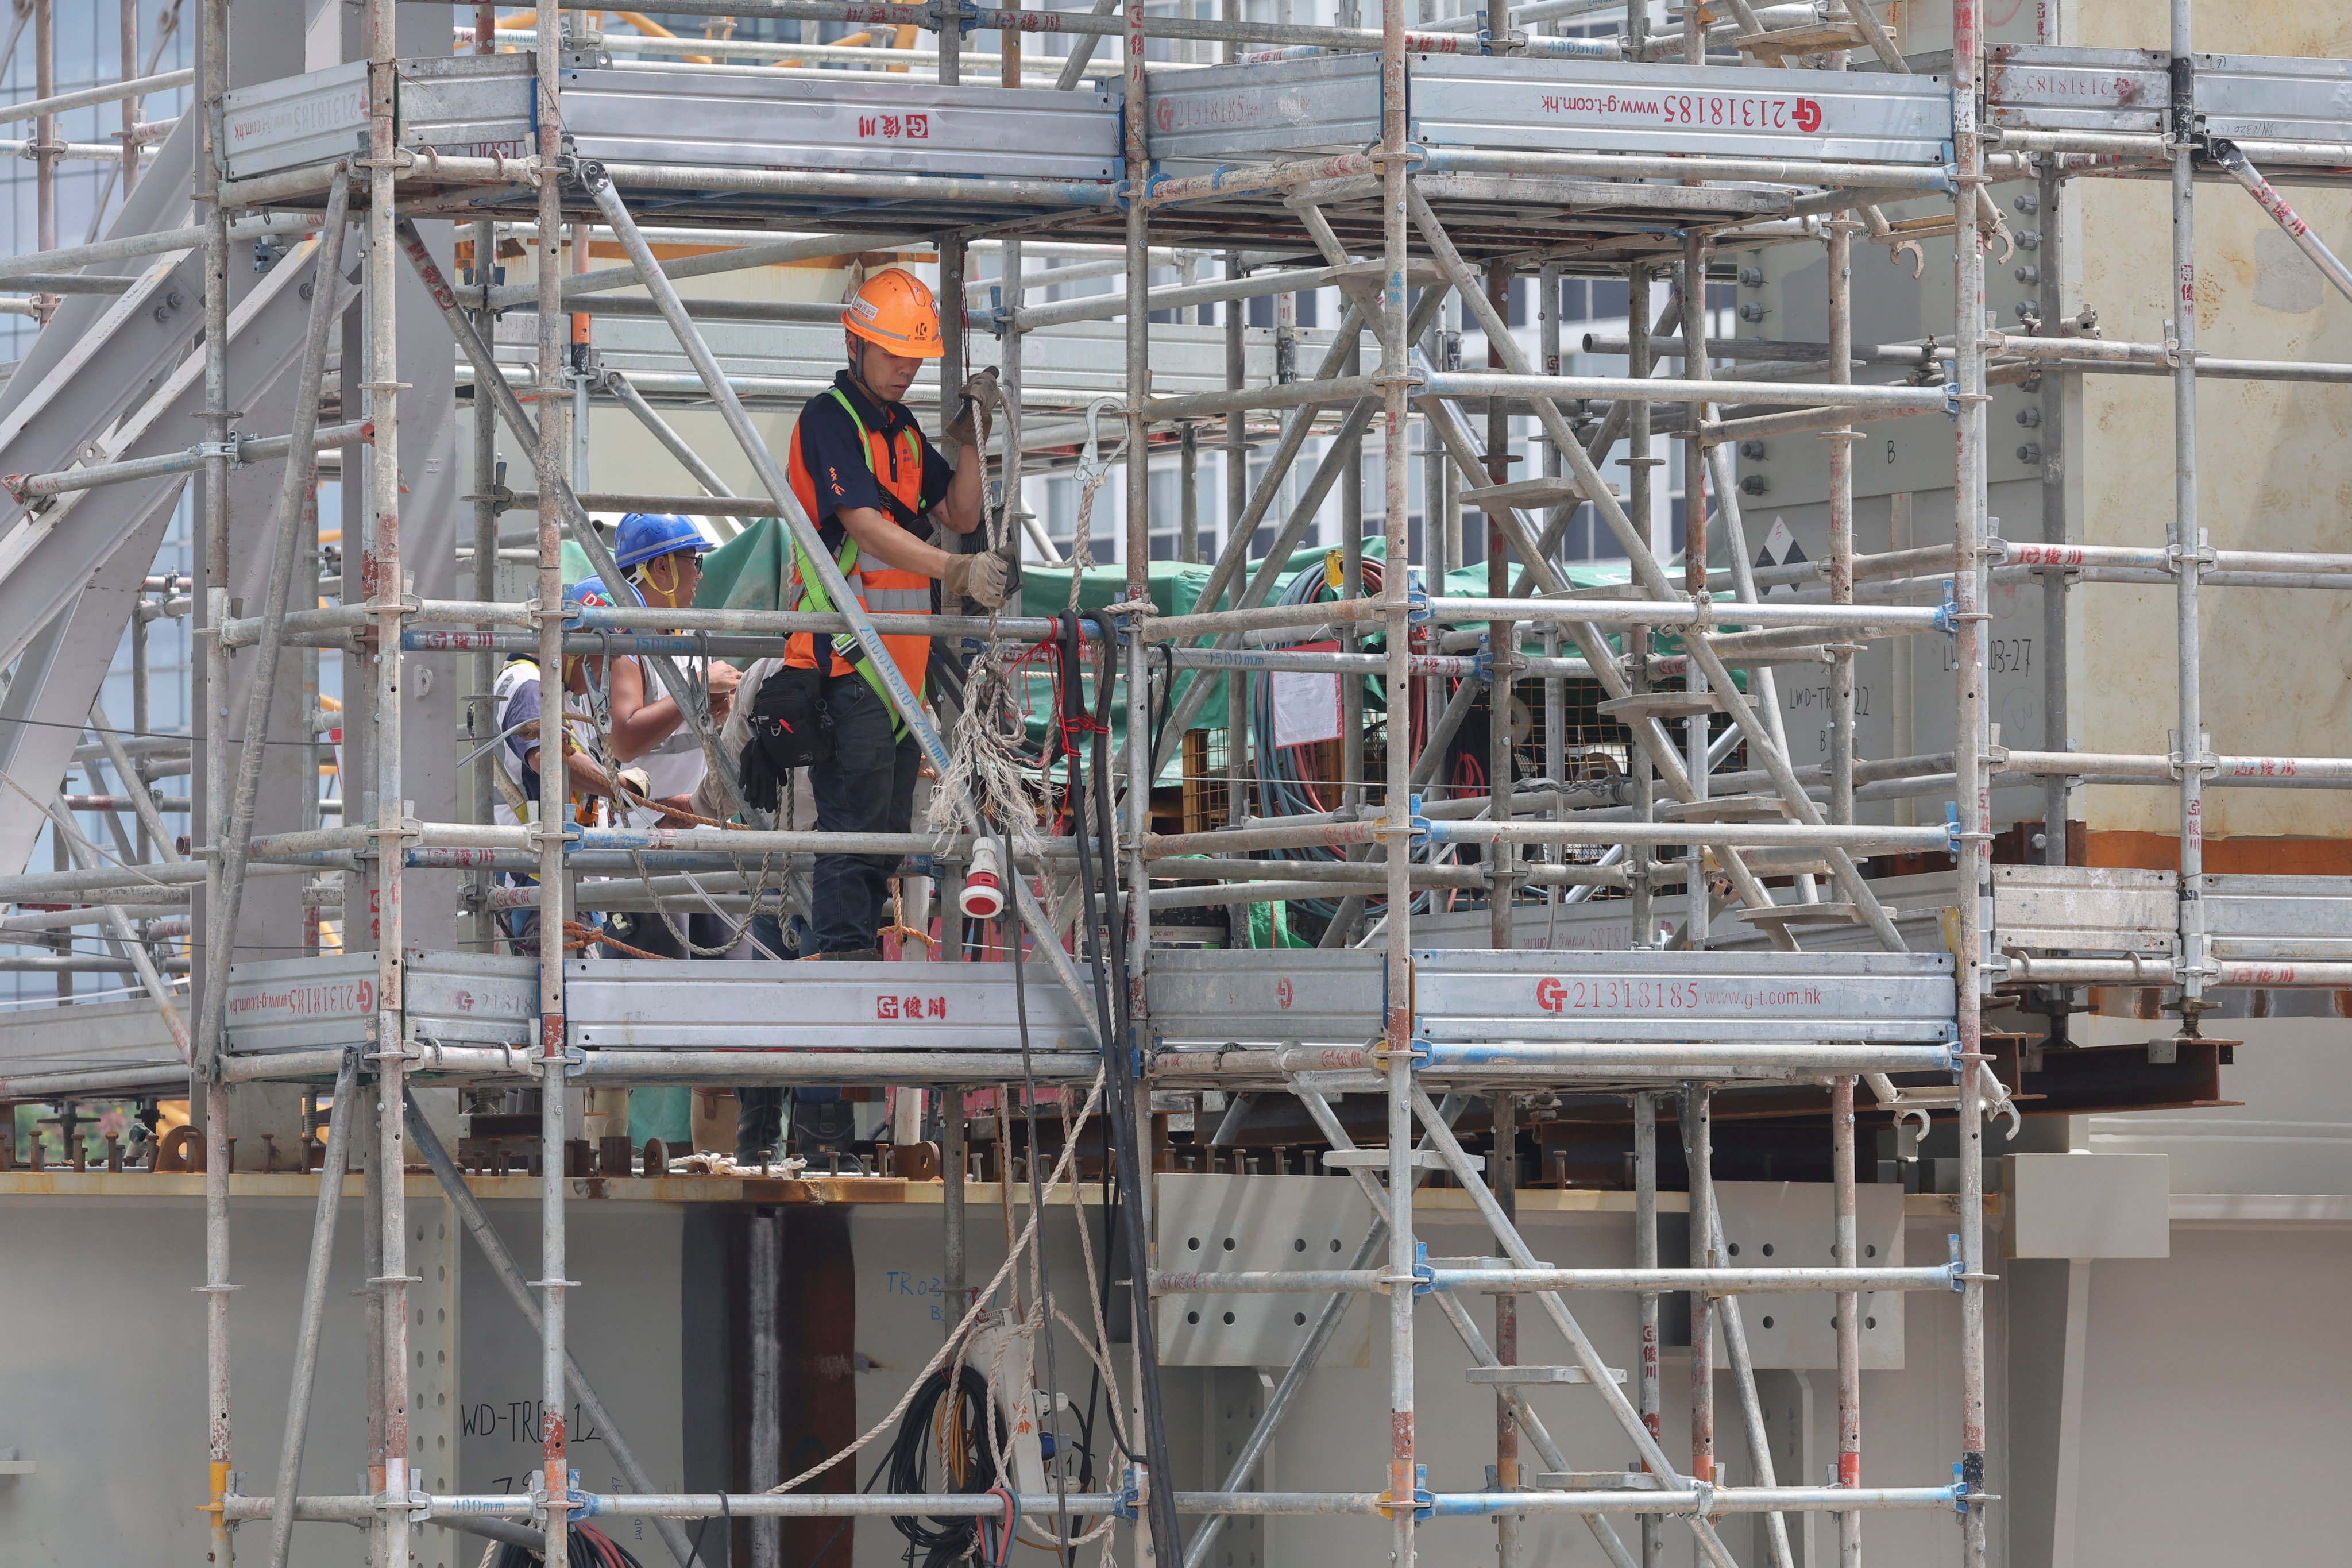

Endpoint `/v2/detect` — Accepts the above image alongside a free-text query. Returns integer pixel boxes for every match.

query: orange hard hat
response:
[842,267,944,359]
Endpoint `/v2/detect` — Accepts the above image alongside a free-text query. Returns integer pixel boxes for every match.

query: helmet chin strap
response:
[846,335,883,405]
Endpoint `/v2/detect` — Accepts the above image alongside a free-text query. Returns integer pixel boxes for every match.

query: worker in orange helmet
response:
[759,265,1005,956]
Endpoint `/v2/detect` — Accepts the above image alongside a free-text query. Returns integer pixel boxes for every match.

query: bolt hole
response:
[1761,1243,1774,1257]
[1294,1312,1307,1326]
[1294,1238,1307,1252]
[1761,1315,1774,1330]
[1223,1236,1237,1250]
[1728,1242,1740,1257]
[1187,1311,1200,1324]
[1223,1311,1236,1326]
[1866,1243,1878,1258]
[1187,1236,1200,1250]
[1867,1316,1878,1329]
[1330,1238,1342,1252]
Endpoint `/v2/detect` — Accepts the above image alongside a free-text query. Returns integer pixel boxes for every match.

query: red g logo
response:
[1535,977,1566,1014]
[1154,98,1175,133]
[1792,97,1822,133]
[1276,978,1295,1010]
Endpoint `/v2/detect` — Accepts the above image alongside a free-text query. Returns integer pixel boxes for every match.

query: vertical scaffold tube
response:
[1492,1092,1520,1568]
[1832,1074,1861,1567]
[1632,1092,1660,1568]
[534,24,574,1568]
[2169,6,2207,1015]
[1950,0,1992,1559]
[2036,163,2068,868]
[364,1,414,1560]
[195,0,233,1547]
[1378,0,1416,1555]
[1683,1087,1714,1488]
[1827,214,1857,828]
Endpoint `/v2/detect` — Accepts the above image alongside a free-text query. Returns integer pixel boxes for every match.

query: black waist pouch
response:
[740,663,835,810]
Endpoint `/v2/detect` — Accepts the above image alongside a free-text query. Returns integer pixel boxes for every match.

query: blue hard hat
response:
[563,575,614,608]
[615,512,713,571]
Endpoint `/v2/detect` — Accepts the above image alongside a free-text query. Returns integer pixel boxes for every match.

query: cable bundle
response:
[488,1523,645,1568]
[885,1365,1005,1568]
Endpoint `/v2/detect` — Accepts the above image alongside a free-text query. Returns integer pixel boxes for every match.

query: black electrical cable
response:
[884,1364,1005,1568]
[1002,819,1077,1567]
[491,1523,647,1568]
[1071,608,1186,1562]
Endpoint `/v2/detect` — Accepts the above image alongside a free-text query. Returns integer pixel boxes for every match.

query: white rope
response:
[764,1067,1108,1496]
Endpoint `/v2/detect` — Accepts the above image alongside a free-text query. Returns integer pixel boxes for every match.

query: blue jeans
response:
[807,672,921,955]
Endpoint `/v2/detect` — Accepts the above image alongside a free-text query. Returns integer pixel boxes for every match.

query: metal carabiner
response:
[1080,395,1129,482]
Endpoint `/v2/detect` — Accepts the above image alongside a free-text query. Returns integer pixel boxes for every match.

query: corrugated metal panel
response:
[560,67,1118,181]
[1412,56,1952,164]
[223,952,536,1054]
[1411,949,1955,1043]
[1145,55,1384,164]
[565,957,1096,1051]
[1985,45,2167,134]
[224,57,536,181]
[2197,53,2352,148]
[1992,864,2178,956]
[396,53,535,159]
[222,60,368,181]
[1146,948,1386,1045]
[2200,873,2352,964]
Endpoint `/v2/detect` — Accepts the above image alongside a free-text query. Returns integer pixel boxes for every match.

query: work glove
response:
[618,766,651,801]
[940,550,1011,611]
[942,367,999,449]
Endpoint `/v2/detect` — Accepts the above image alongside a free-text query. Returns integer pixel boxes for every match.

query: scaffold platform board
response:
[1149,55,1954,168]
[223,55,1124,230]
[1987,44,2352,167]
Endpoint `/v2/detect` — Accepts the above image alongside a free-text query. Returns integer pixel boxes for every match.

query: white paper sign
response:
[1271,640,1343,749]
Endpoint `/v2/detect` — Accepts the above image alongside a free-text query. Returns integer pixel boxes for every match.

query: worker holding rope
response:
[750,265,1005,960]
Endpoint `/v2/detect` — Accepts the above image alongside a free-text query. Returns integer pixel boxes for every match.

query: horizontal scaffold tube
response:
[1264,1043,1955,1075]
[2002,955,2352,989]
[5,419,369,502]
[1422,369,1949,412]
[226,1481,1961,1519]
[1998,749,2352,785]
[1149,1264,1952,1295]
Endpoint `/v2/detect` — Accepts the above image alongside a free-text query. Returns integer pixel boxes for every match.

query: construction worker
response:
[769,265,1006,960]
[601,512,744,957]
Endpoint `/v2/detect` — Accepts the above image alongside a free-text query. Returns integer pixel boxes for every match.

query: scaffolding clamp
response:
[932,0,980,34]
[524,1042,588,1080]
[1933,584,1960,634]
[1405,586,1432,625]
[1468,635,1495,686]
[1942,801,1963,853]
[1413,1240,1438,1295]
[1378,1463,1435,1521]
[1674,1477,1714,1519]
[1406,794,1434,848]
[1114,1463,1145,1522]
[1947,1233,1965,1292]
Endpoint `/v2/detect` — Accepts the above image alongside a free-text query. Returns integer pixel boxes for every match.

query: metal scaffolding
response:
[9,0,2352,1563]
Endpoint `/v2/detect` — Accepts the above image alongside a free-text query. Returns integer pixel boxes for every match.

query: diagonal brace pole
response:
[191,170,353,1073]
[403,1091,699,1568]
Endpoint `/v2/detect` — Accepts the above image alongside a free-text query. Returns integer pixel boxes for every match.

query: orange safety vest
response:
[785,387,936,710]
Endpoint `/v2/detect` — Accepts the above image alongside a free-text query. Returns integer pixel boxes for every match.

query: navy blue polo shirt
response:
[790,371,954,553]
